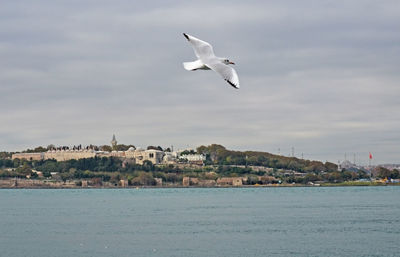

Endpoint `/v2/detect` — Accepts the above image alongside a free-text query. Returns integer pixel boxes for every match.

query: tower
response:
[111,134,117,148]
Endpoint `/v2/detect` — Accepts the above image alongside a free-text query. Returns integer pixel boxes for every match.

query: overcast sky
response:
[1,0,399,164]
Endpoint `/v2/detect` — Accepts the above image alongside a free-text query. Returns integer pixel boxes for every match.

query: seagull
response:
[182,33,240,89]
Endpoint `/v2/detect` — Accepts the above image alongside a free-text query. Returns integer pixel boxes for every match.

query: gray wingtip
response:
[183,33,189,40]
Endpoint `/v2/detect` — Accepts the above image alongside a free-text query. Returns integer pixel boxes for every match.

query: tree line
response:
[196,144,338,173]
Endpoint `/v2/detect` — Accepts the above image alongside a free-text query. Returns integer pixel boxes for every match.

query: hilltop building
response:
[179,154,206,162]
[111,134,117,148]
[338,160,360,172]
[12,147,167,165]
[126,147,165,165]
[11,147,172,165]
[11,135,202,166]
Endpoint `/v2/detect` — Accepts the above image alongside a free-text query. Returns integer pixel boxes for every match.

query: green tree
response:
[142,160,155,171]
[24,146,47,153]
[131,172,155,186]
[15,163,32,177]
[376,167,399,179]
[0,159,13,168]
[114,144,134,151]
[181,150,196,155]
[304,173,322,183]
[0,152,12,159]
[100,145,112,152]
[147,146,163,151]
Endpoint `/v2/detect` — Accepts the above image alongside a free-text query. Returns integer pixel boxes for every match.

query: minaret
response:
[111,134,117,148]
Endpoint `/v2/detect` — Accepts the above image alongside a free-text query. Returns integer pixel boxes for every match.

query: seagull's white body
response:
[183,33,240,89]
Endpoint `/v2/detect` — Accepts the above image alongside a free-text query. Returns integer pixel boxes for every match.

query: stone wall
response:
[182,177,190,187]
[0,179,76,188]
[44,150,96,161]
[216,177,245,186]
[12,153,44,161]
[182,177,217,187]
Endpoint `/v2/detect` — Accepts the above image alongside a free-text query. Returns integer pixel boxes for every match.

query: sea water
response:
[0,187,399,257]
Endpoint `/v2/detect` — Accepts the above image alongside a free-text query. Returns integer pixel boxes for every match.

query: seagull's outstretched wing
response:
[206,62,240,89]
[183,33,215,60]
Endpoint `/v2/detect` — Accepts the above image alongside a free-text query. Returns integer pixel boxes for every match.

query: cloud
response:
[0,0,400,164]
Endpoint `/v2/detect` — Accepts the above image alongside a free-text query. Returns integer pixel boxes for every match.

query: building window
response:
[149,153,154,158]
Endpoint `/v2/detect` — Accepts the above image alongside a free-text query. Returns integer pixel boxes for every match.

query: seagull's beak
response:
[229,61,235,65]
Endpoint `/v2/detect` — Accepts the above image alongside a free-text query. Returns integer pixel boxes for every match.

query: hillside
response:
[197,144,338,173]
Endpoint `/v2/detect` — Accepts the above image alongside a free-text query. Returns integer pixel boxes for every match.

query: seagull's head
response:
[222,58,235,65]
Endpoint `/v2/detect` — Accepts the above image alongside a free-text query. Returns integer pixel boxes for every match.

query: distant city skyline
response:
[5,134,392,166]
[1,0,399,164]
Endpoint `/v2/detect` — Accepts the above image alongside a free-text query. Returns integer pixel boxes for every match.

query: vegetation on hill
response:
[373,166,399,179]
[197,144,338,173]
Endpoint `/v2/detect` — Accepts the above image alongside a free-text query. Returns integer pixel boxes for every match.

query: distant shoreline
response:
[0,180,398,189]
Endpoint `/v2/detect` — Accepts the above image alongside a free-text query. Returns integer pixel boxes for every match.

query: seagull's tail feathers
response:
[183,61,202,71]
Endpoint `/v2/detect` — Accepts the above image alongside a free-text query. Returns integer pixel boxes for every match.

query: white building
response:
[180,154,206,162]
